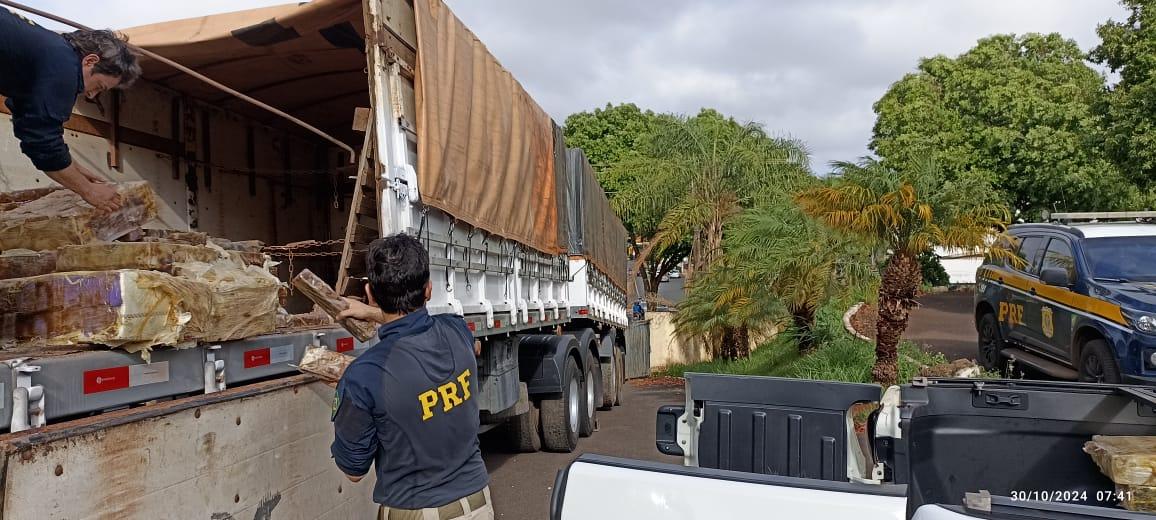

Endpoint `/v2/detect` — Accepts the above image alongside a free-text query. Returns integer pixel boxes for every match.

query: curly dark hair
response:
[61,29,141,88]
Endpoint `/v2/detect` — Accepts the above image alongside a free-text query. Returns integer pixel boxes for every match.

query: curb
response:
[843,302,874,343]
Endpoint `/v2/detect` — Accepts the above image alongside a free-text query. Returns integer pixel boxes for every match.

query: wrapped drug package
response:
[56,242,226,273]
[0,182,157,250]
[1085,436,1156,512]
[172,261,281,342]
[0,269,211,348]
[298,347,353,383]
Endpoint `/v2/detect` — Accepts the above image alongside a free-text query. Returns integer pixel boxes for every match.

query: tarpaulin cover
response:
[413,0,561,255]
[121,0,368,142]
[565,148,628,290]
[552,123,571,255]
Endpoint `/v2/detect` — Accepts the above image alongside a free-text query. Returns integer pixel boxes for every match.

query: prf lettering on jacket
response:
[418,369,472,421]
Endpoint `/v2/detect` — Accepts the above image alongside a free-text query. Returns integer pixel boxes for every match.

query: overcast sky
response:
[23,0,1130,173]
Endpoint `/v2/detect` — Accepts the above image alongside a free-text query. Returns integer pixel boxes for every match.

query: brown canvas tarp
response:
[413,0,561,255]
[121,0,368,142]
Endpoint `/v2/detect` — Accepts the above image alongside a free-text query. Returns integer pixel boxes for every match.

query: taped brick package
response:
[0,249,57,280]
[0,182,158,251]
[0,269,210,350]
[55,242,226,273]
[1085,436,1156,511]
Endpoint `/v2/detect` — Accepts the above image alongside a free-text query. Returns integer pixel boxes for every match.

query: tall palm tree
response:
[676,201,876,357]
[613,110,811,358]
[612,110,812,278]
[796,158,1010,385]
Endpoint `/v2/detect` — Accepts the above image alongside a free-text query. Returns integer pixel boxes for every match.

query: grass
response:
[657,301,947,384]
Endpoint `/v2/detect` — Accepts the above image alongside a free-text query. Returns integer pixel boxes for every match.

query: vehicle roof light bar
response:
[1044,211,1156,223]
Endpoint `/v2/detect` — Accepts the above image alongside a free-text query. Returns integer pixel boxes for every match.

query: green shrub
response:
[657,300,949,384]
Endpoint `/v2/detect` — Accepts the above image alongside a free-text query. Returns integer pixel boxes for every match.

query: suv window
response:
[1040,238,1075,281]
[1014,236,1046,275]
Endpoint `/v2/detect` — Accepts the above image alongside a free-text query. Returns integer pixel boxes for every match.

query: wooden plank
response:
[0,95,177,157]
[352,107,372,132]
[292,269,377,342]
[0,377,377,519]
[335,126,377,297]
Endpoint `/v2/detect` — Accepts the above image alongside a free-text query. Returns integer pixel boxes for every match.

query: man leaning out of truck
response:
[0,8,141,213]
[333,234,493,520]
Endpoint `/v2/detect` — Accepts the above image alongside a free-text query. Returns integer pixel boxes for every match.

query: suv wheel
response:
[977,312,1006,371]
[1079,339,1123,384]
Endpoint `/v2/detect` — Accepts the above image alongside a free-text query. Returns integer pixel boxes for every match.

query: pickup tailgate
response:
[552,454,906,520]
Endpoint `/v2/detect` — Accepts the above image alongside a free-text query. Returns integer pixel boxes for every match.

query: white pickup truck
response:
[552,373,1156,519]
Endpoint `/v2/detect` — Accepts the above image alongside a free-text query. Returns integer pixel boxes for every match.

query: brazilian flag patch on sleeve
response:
[331,388,342,421]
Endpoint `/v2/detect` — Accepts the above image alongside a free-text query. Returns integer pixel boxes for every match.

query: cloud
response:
[445,0,1128,173]
[16,0,1130,172]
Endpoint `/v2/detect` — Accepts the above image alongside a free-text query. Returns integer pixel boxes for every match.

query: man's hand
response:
[336,298,385,324]
[45,162,122,213]
[77,182,122,213]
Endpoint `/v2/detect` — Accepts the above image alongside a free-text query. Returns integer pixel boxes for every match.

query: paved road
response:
[481,382,684,520]
[904,291,977,360]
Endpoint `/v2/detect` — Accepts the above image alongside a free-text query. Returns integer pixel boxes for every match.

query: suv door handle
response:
[1029,287,1036,295]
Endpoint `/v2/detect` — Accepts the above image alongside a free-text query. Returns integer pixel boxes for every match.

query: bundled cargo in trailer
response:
[0,0,638,518]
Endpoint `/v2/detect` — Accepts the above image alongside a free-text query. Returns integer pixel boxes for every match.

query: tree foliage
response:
[676,197,876,355]
[1092,0,1156,188]
[563,103,686,301]
[613,109,812,276]
[872,33,1138,217]
[796,158,1011,385]
[563,103,661,196]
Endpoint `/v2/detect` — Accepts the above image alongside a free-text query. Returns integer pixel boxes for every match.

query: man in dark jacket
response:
[334,234,492,519]
[0,9,141,212]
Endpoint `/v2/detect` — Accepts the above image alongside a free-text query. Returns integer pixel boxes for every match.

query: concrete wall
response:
[648,311,712,368]
[941,256,983,284]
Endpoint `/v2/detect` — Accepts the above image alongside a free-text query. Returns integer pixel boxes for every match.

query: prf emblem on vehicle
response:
[998,302,1025,327]
[1041,306,1054,338]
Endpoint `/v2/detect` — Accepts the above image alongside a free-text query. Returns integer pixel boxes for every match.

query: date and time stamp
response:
[1009,490,1133,503]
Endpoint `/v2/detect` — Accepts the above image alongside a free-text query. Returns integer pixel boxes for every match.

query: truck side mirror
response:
[656,405,684,456]
[1040,267,1071,287]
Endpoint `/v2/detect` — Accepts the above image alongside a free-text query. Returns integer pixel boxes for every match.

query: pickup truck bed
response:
[554,374,1156,519]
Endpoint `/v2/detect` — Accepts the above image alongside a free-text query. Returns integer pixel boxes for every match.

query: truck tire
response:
[977,312,1006,372]
[505,400,542,453]
[580,349,599,437]
[614,348,625,406]
[1079,339,1122,384]
[600,354,617,410]
[540,356,581,452]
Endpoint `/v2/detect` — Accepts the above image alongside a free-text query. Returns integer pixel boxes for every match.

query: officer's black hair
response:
[365,233,430,314]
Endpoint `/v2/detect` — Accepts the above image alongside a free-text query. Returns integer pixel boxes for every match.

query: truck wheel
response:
[600,354,617,410]
[614,348,625,406]
[1079,339,1122,384]
[580,350,599,437]
[977,312,1006,372]
[540,356,580,452]
[505,400,541,453]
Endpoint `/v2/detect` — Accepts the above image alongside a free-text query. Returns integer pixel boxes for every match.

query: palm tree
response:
[796,158,1010,385]
[613,110,811,358]
[675,201,876,358]
[612,110,811,278]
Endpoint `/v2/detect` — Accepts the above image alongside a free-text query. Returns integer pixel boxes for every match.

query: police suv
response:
[975,212,1156,384]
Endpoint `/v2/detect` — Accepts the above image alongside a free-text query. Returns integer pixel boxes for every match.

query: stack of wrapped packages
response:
[1085,436,1156,512]
[0,183,286,360]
